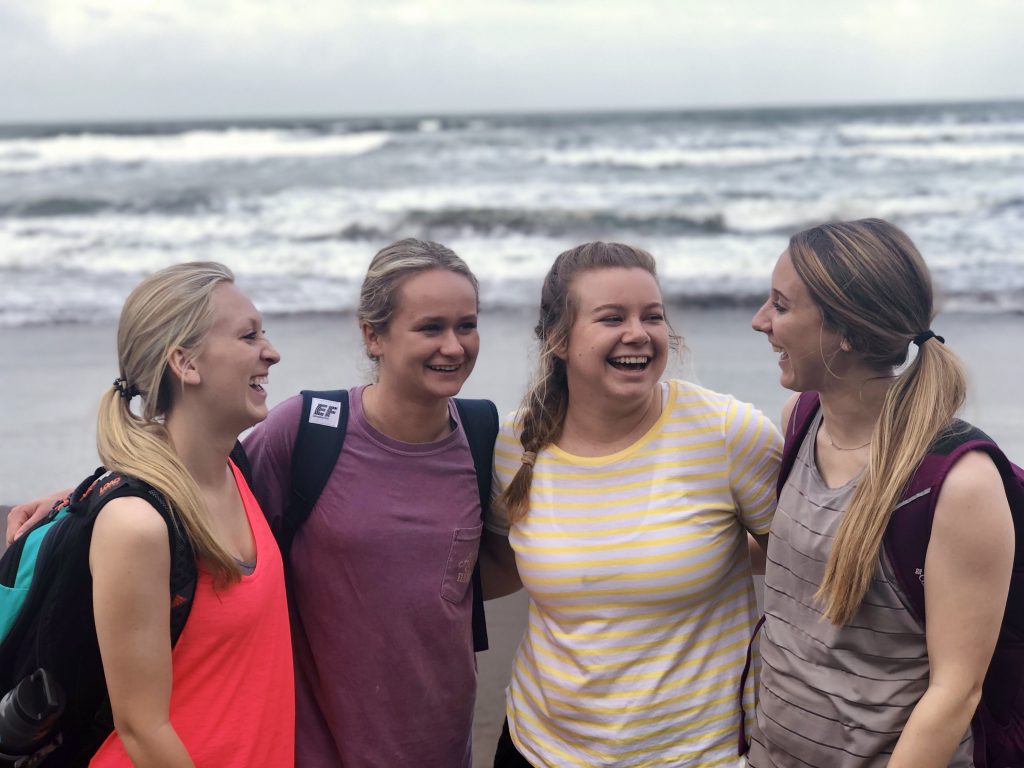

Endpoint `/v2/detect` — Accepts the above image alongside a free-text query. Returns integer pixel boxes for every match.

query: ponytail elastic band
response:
[912,330,944,347]
[112,377,140,400]
[521,451,537,467]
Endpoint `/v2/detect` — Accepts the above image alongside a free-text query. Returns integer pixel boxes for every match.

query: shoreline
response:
[4,306,1022,503]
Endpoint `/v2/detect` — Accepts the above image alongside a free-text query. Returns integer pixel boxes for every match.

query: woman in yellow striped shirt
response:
[484,241,781,767]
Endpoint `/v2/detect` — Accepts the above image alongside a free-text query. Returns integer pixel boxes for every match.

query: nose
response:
[262,339,282,366]
[622,316,649,344]
[751,300,771,334]
[439,328,464,356]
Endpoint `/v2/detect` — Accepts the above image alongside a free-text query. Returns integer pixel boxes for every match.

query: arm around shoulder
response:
[90,497,195,768]
[479,528,522,599]
[724,397,782,536]
[889,450,1014,768]
[6,487,72,545]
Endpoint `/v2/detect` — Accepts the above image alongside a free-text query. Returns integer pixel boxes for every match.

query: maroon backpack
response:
[779,391,1024,768]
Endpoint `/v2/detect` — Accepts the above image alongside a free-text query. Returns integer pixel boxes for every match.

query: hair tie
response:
[521,451,537,467]
[112,377,140,400]
[912,330,944,347]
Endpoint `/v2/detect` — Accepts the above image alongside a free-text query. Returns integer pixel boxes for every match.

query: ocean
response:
[2,100,1023,327]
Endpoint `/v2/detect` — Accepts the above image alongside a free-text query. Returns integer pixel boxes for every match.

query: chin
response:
[241,407,268,430]
[437,384,465,400]
[778,375,799,393]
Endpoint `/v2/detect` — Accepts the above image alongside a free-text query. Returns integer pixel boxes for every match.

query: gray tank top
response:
[747,410,974,767]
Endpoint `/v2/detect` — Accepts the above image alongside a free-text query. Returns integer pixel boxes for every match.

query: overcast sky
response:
[2,0,1022,123]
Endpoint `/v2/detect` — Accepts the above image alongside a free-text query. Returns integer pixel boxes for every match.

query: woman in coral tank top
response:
[86,262,294,767]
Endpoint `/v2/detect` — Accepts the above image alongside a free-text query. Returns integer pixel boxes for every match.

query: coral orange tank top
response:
[90,461,294,767]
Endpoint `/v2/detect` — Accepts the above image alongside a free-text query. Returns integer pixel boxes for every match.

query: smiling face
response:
[560,267,669,406]
[751,249,846,392]
[364,268,479,405]
[186,282,280,433]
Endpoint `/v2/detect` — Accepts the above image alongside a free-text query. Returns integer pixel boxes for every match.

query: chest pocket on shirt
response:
[440,523,482,603]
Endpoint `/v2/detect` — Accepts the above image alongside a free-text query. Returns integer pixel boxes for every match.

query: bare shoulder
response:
[91,496,170,560]
[933,450,1013,541]
[780,392,801,433]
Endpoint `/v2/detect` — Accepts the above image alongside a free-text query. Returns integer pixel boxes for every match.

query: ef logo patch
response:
[309,398,342,428]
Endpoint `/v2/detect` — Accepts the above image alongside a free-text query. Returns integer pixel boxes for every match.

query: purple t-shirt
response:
[243,385,481,768]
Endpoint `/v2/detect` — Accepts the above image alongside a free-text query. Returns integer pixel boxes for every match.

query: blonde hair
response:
[790,219,967,625]
[358,238,478,370]
[499,241,679,522]
[97,261,243,585]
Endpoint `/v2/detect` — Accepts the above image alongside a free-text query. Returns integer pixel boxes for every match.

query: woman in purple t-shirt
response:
[243,238,511,768]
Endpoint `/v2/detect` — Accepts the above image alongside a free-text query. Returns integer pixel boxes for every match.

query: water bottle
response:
[0,669,64,767]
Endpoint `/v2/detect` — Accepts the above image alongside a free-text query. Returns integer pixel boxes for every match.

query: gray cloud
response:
[1,0,1021,122]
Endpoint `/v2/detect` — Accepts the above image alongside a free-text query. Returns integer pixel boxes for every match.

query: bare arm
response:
[743,393,798,576]
[748,532,769,575]
[745,392,803,575]
[779,392,799,437]
[90,497,195,768]
[6,488,71,545]
[889,451,1013,767]
[479,528,522,600]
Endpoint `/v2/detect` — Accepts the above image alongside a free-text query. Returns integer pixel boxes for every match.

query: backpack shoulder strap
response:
[884,422,1023,631]
[282,389,349,557]
[229,440,253,488]
[454,398,499,516]
[777,391,821,498]
[454,397,499,653]
[81,472,198,647]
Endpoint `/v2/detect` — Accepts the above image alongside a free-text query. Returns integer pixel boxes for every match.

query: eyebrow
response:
[231,315,261,331]
[413,313,478,323]
[590,302,664,313]
[771,288,789,302]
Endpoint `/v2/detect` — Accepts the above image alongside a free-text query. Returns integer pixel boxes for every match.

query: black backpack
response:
[0,448,252,767]
[265,389,498,652]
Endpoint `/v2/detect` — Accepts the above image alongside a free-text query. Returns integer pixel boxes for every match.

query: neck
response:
[164,409,236,489]
[560,383,663,456]
[362,382,452,443]
[818,371,893,449]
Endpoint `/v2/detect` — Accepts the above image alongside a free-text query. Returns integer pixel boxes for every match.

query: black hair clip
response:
[112,377,140,400]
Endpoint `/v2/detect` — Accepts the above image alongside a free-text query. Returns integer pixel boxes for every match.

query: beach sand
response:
[2,306,1021,765]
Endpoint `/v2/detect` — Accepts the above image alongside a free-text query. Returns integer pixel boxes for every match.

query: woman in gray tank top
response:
[747,219,1013,767]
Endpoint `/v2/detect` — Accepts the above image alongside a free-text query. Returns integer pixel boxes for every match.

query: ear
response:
[840,338,852,353]
[548,333,573,364]
[362,322,384,360]
[167,346,201,386]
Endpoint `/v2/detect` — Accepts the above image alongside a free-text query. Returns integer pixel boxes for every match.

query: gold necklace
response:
[822,428,871,451]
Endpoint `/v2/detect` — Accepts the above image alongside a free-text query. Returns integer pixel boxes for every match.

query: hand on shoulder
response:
[6,488,70,544]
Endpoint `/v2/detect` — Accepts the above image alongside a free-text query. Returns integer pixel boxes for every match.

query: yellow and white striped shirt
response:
[488,380,781,767]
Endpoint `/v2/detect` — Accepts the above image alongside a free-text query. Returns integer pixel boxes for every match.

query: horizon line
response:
[3,95,1023,130]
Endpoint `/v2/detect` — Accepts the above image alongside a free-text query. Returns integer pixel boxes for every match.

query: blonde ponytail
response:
[817,337,965,624]
[97,262,244,586]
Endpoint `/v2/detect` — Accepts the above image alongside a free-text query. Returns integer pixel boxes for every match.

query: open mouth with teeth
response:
[427,363,462,373]
[249,376,267,393]
[608,355,651,371]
